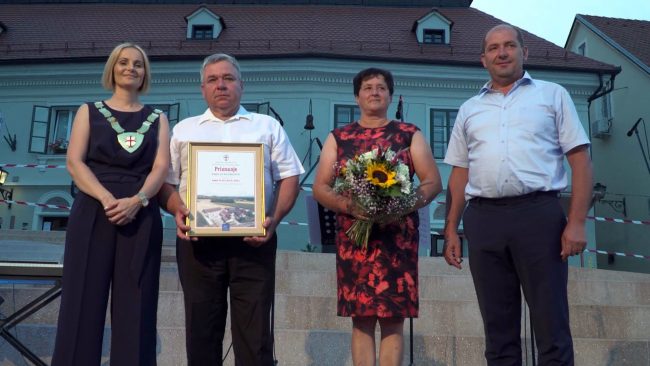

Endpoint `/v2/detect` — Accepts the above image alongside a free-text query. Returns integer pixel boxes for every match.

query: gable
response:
[185,6,224,40]
[413,10,452,44]
[569,15,650,75]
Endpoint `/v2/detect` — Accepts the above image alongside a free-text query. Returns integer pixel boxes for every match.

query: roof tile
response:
[0,4,617,73]
[580,14,650,69]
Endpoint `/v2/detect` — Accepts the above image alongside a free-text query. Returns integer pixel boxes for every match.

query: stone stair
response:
[1,250,649,365]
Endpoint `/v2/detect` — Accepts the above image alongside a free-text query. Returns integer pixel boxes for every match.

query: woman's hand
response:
[99,194,118,211]
[105,196,142,226]
[346,199,370,221]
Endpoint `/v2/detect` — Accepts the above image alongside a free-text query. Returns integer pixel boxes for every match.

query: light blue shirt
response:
[444,72,590,200]
[167,106,305,214]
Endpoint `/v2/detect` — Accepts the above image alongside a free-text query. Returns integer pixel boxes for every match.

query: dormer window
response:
[413,10,452,45]
[423,29,445,44]
[192,25,214,40]
[185,6,225,40]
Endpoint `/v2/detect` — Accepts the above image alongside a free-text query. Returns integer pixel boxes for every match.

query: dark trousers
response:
[463,192,574,366]
[177,235,277,366]
[52,193,162,366]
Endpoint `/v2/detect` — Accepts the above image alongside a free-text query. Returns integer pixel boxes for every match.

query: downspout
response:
[586,73,604,146]
[587,68,622,141]
[586,68,621,240]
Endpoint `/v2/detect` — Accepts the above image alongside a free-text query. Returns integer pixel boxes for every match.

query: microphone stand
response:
[299,135,322,187]
[299,99,322,187]
[631,127,650,175]
[627,118,650,174]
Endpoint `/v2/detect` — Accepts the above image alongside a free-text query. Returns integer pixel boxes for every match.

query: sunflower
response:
[366,162,397,188]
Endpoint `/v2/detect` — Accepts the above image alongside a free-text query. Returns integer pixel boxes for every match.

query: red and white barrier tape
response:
[583,248,650,260]
[0,199,176,217]
[587,215,650,226]
[0,163,65,169]
[2,199,650,226]
[0,199,69,210]
[279,221,309,226]
[1,198,647,259]
[2,198,650,227]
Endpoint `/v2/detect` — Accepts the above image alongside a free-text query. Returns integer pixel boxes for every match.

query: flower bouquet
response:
[333,146,417,248]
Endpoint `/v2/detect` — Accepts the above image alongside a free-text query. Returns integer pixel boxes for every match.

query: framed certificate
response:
[186,142,265,236]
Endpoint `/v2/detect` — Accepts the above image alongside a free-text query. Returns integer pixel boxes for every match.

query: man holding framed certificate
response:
[159,53,304,366]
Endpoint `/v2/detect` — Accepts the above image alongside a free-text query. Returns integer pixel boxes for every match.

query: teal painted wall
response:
[0,58,601,257]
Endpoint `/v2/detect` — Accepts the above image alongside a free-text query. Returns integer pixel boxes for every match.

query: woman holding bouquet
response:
[313,68,442,365]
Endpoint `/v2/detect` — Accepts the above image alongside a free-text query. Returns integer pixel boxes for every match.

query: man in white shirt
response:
[160,53,304,366]
[443,24,592,365]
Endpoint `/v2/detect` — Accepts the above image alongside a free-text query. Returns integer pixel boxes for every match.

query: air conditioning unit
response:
[591,118,611,138]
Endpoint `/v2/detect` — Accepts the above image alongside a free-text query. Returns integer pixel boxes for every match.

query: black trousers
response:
[52,190,162,366]
[463,192,574,366]
[177,235,277,366]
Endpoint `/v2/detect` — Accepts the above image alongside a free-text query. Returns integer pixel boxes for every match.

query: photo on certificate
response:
[186,142,265,236]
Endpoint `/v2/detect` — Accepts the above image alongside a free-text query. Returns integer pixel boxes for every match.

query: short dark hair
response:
[482,24,525,53]
[353,68,394,96]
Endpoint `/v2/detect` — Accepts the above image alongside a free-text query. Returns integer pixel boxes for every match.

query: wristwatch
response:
[137,192,149,207]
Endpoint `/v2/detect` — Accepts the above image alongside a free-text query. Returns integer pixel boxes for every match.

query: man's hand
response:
[560,221,586,261]
[174,205,196,241]
[443,233,463,269]
[243,216,276,247]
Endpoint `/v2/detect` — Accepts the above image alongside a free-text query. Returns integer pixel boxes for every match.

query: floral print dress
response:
[332,121,419,318]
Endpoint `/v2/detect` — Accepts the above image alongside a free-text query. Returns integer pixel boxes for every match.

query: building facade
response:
[0,2,617,267]
[567,15,650,273]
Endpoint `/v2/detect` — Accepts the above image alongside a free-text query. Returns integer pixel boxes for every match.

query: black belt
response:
[470,190,559,205]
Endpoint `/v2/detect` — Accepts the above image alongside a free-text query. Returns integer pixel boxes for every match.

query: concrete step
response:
[3,285,648,342]
[1,325,648,366]
[3,259,648,307]
[1,251,649,366]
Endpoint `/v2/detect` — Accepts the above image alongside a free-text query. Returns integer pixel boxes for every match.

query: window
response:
[242,102,270,114]
[51,108,77,147]
[192,25,213,40]
[150,103,180,129]
[30,104,179,154]
[29,105,76,154]
[41,196,70,231]
[423,29,445,44]
[430,109,458,159]
[577,42,586,56]
[334,105,360,128]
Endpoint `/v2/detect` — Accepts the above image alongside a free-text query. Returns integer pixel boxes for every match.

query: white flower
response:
[358,149,376,163]
[401,180,412,194]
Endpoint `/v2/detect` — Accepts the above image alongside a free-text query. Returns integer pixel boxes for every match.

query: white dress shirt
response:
[444,72,590,200]
[167,106,304,214]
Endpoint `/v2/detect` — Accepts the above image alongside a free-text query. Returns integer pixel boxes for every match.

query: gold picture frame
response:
[186,142,265,236]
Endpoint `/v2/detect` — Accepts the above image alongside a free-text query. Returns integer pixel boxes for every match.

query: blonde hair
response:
[101,43,151,93]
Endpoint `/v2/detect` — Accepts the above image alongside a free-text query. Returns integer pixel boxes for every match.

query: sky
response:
[471,0,650,47]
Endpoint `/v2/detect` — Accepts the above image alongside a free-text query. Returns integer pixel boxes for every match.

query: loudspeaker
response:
[305,195,337,253]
